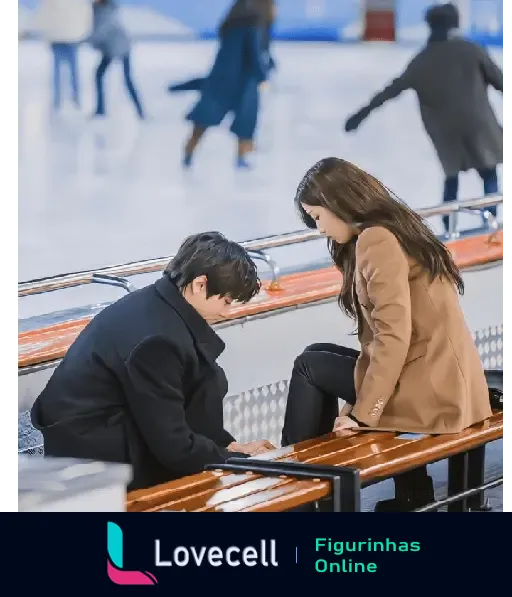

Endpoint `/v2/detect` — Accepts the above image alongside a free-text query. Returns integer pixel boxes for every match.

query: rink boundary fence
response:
[18,228,503,371]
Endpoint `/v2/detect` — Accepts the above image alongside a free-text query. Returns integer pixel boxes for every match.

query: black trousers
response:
[282,343,358,446]
[282,343,432,509]
[95,53,144,118]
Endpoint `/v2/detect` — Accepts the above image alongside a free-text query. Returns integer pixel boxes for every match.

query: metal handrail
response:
[18,195,502,297]
[446,200,501,240]
[91,274,136,294]
[247,250,281,290]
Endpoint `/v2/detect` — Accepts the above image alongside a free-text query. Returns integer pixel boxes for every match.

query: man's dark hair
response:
[164,232,261,303]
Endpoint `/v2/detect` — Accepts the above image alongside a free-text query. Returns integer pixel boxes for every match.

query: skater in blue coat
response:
[171,0,270,168]
[261,0,277,73]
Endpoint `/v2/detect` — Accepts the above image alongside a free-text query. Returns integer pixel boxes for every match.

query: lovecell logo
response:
[107,522,158,586]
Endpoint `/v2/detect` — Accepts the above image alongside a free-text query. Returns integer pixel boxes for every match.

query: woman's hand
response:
[333,415,360,431]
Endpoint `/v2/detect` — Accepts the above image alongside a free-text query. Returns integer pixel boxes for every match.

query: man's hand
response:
[227,439,276,455]
[243,440,276,455]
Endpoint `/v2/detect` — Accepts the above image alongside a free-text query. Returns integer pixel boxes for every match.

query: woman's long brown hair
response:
[295,157,464,320]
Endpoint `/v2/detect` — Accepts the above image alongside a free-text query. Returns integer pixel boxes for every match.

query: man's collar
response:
[154,275,225,363]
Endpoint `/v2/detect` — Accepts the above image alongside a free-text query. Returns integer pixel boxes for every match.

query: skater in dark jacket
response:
[170,0,271,169]
[344,2,503,235]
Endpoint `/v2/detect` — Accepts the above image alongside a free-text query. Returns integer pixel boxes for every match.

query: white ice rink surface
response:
[19,41,503,285]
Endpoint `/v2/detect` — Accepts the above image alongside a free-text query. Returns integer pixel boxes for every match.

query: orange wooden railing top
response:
[18,231,502,369]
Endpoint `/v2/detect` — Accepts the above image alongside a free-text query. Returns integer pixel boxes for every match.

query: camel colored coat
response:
[351,227,491,433]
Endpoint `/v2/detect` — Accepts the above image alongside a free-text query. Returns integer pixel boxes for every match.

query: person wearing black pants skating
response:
[345,3,502,236]
[89,0,144,119]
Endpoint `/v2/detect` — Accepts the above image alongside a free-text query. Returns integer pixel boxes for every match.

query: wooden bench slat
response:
[126,433,393,509]
[127,471,217,511]
[133,438,409,512]
[127,412,502,512]
[291,438,433,471]
[356,413,503,481]
[297,414,503,482]
[275,432,403,463]
[241,431,366,462]
[288,413,503,477]
[127,471,254,512]
[302,437,412,468]
[200,480,331,513]
[146,475,288,512]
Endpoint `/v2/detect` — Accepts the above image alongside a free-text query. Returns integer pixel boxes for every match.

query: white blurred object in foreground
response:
[18,455,132,512]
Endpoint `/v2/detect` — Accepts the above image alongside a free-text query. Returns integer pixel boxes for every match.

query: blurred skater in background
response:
[90,0,145,119]
[344,2,503,236]
[36,0,93,112]
[169,0,271,169]
[168,0,276,94]
[261,0,277,74]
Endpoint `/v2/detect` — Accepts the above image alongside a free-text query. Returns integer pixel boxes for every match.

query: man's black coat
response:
[31,275,245,490]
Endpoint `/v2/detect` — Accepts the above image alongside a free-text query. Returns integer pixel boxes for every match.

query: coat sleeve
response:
[477,46,503,92]
[218,428,237,447]
[124,336,238,476]
[247,26,268,83]
[351,228,412,426]
[365,63,415,112]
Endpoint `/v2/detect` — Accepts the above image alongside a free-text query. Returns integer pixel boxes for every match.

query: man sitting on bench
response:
[31,232,275,490]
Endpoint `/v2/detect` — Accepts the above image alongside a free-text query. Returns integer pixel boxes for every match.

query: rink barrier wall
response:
[18,0,503,46]
[18,230,503,370]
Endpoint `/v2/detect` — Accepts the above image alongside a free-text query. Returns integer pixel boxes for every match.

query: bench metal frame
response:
[414,445,503,512]
[205,458,361,512]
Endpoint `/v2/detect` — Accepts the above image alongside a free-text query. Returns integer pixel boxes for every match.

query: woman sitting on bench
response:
[282,157,492,512]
